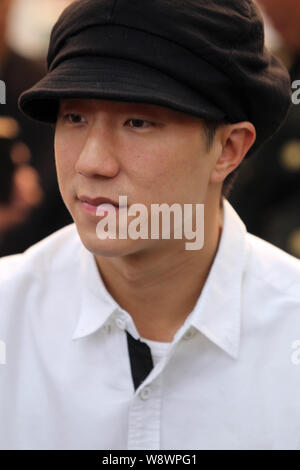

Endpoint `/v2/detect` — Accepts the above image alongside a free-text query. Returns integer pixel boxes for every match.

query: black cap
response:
[18,0,292,155]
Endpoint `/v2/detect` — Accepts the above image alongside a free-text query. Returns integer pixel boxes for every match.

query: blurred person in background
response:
[229,0,300,258]
[0,0,72,256]
[0,116,43,237]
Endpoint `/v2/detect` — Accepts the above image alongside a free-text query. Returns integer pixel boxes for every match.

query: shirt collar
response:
[71,242,121,340]
[181,198,247,360]
[72,198,247,360]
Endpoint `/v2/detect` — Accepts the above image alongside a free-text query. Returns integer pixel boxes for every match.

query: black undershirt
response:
[126,330,154,391]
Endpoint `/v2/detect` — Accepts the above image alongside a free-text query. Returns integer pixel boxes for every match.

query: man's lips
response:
[78,195,120,207]
[77,195,128,216]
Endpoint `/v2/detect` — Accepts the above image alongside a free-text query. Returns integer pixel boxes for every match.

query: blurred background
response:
[0,0,299,257]
[229,0,300,258]
[0,0,73,256]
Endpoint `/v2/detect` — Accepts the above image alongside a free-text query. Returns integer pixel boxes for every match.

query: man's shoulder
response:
[245,232,300,301]
[0,223,81,284]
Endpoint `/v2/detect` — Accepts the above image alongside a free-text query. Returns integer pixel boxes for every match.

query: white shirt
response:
[0,198,300,450]
[139,337,172,368]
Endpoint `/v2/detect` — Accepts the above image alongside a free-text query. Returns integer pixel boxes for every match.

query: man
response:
[0,0,299,450]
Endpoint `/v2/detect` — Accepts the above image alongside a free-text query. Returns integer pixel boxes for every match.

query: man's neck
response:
[95,199,224,342]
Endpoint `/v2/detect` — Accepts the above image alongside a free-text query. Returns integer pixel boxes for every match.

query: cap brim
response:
[18,56,225,123]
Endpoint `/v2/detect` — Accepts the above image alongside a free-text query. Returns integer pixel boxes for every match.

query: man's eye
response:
[126,119,154,129]
[62,113,85,124]
[60,115,154,128]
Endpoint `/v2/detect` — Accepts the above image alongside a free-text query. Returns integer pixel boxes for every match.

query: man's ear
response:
[210,122,256,184]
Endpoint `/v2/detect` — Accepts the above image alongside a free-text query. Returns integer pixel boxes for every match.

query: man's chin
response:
[77,227,145,258]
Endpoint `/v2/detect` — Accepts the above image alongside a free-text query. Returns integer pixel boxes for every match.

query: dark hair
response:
[202,119,241,199]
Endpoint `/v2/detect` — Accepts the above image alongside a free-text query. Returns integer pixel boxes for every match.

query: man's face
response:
[258,0,300,51]
[54,98,218,257]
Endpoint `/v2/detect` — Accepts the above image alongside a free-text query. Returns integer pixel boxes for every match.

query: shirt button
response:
[139,386,152,400]
[183,328,196,340]
[115,316,127,330]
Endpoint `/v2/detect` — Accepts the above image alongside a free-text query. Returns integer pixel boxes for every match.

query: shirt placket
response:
[114,309,194,450]
[127,372,163,450]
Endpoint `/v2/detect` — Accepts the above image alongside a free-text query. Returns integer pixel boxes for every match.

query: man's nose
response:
[75,126,120,178]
